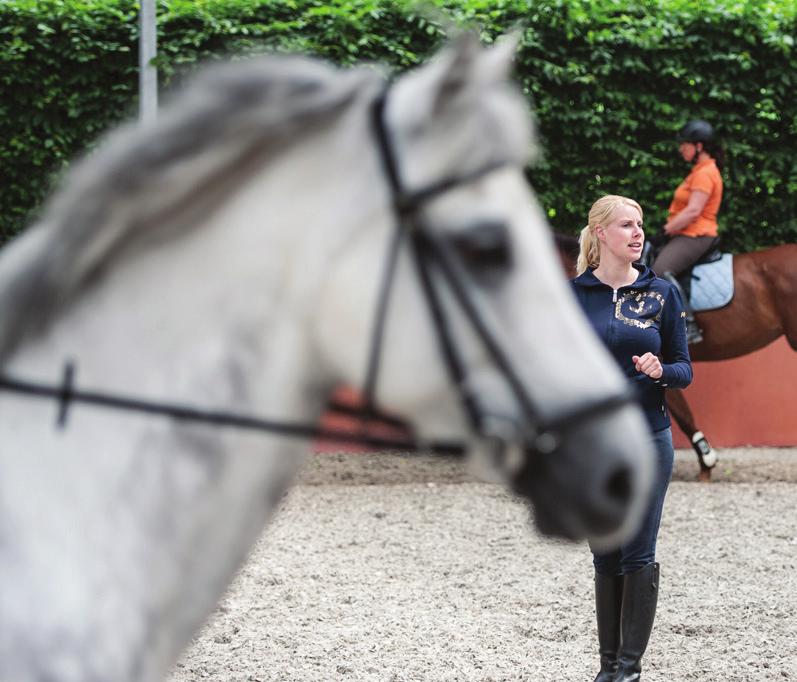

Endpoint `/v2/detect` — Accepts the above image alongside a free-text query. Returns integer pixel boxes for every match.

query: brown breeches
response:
[651,235,717,277]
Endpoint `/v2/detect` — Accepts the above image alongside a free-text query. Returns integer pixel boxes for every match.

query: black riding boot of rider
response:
[662,272,702,344]
[612,563,660,682]
[683,311,703,345]
[593,572,624,682]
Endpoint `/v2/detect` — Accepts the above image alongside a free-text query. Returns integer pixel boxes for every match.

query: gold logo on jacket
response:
[615,290,665,329]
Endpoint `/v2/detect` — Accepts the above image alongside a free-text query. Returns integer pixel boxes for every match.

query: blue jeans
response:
[592,427,674,575]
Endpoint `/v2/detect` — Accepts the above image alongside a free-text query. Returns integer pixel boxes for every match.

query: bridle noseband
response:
[0,84,634,462]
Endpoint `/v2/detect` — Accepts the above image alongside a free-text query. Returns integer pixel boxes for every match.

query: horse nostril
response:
[605,466,632,506]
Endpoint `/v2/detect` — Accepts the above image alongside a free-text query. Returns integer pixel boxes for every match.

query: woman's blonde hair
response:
[576,194,643,275]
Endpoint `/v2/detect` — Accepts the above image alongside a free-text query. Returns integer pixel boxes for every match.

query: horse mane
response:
[0,55,382,363]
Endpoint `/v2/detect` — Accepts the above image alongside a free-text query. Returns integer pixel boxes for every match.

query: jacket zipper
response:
[605,288,618,347]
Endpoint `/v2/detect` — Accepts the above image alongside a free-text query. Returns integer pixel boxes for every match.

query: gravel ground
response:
[170,448,797,681]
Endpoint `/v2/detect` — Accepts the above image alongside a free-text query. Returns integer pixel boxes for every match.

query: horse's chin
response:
[508,406,655,548]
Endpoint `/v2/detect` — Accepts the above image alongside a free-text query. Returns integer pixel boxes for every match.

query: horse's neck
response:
[8,100,383,417]
[0,100,394,680]
[8,219,318,423]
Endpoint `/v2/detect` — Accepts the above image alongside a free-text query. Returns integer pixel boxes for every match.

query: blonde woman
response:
[571,195,692,682]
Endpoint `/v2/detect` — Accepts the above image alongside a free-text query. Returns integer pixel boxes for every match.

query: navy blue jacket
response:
[571,264,692,432]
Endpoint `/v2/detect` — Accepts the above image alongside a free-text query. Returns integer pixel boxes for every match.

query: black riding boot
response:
[593,573,624,682]
[612,563,659,682]
[662,272,703,344]
[684,314,703,345]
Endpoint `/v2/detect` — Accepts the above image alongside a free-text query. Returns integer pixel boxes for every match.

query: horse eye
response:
[450,220,513,272]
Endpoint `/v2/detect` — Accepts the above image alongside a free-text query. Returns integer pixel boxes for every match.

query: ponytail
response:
[576,224,600,275]
[705,140,725,173]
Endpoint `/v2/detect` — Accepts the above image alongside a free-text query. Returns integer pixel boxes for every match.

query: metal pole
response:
[138,0,157,122]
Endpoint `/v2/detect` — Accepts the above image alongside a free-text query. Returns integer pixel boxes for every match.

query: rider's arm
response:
[664,189,709,235]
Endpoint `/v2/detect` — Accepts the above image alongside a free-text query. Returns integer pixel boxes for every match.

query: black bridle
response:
[363,89,635,461]
[0,85,634,460]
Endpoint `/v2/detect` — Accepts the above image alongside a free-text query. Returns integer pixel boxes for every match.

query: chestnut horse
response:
[555,233,797,480]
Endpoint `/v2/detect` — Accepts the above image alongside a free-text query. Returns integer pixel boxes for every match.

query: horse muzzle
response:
[504,404,655,548]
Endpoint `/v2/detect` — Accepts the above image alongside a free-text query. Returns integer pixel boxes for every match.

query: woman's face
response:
[679,141,698,162]
[598,205,644,264]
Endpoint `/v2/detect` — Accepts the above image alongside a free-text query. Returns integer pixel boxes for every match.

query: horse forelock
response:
[0,55,383,364]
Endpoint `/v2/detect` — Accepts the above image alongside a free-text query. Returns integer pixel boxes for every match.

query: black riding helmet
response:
[677,120,714,144]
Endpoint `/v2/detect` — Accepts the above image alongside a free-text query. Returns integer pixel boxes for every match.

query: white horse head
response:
[0,35,653,681]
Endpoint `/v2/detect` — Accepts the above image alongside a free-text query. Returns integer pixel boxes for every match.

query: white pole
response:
[139,0,157,122]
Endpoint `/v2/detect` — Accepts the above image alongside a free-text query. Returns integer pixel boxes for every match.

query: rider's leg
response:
[650,235,716,276]
[651,236,716,344]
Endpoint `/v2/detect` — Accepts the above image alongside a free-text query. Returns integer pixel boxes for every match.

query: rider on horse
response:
[651,120,725,344]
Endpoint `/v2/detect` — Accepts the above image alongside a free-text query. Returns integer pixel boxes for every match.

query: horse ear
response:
[423,32,519,115]
[429,32,481,113]
[388,32,524,154]
[475,33,520,83]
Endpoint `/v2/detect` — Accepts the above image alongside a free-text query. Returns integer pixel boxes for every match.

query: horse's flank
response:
[0,57,380,365]
[688,244,797,361]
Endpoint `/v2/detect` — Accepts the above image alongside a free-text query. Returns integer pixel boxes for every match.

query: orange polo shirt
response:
[667,158,723,237]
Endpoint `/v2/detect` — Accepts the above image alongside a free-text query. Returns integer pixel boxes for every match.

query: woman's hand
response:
[632,353,663,380]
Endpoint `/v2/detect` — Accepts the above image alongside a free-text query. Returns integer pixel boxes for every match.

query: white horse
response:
[0,35,653,681]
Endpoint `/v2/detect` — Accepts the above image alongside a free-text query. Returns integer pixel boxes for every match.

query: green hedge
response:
[2,0,796,251]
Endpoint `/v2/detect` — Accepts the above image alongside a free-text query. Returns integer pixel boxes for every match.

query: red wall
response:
[671,336,797,448]
[315,386,412,453]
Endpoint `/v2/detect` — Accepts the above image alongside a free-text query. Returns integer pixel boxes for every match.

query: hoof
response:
[698,468,712,483]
